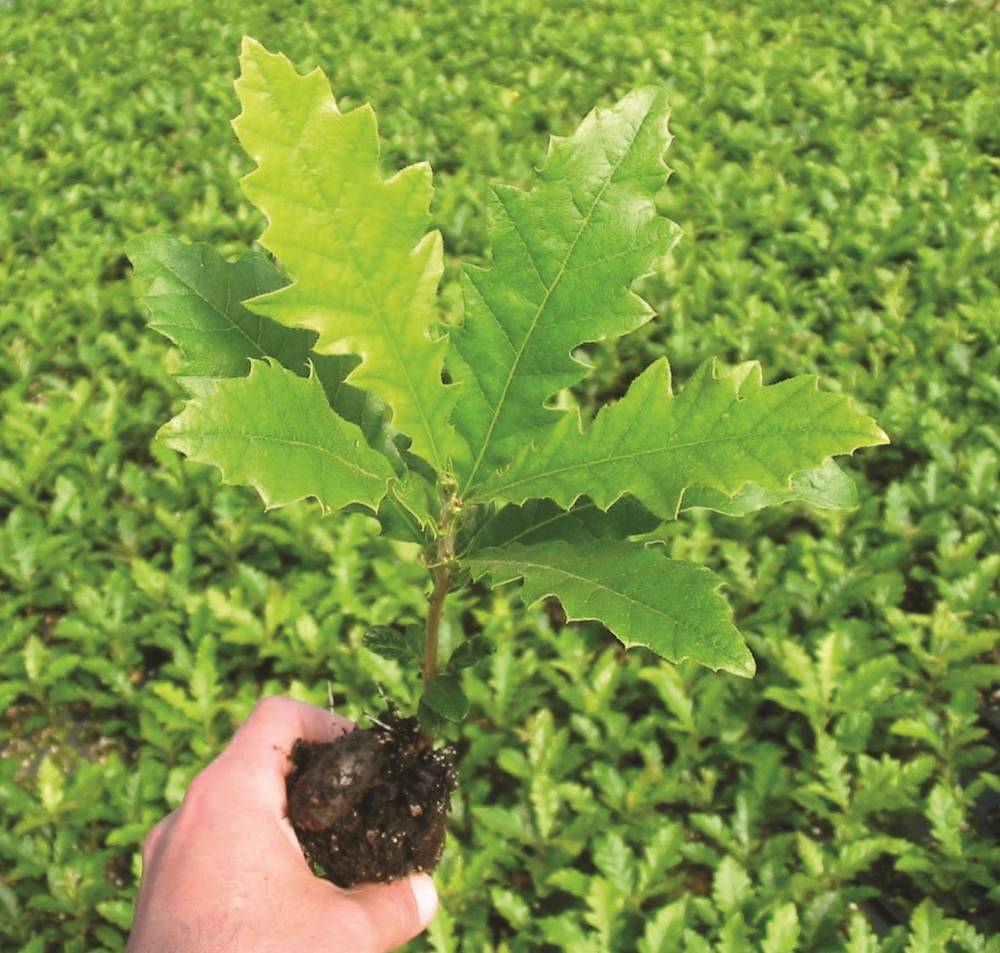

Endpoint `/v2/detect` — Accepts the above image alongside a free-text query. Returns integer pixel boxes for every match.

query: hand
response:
[127,696,439,953]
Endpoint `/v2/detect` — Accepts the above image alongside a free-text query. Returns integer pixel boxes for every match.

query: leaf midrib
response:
[174,428,390,481]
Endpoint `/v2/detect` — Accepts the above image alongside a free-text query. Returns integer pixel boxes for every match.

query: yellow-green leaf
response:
[233,37,458,470]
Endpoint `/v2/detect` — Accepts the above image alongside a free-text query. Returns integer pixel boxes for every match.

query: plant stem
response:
[423,561,452,681]
[423,494,459,681]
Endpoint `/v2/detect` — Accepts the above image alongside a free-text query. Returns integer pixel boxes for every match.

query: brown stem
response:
[423,561,452,681]
[423,494,459,681]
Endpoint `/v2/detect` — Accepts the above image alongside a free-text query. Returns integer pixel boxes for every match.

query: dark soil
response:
[286,710,457,888]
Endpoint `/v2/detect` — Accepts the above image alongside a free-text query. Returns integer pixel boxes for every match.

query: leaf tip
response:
[720,648,757,679]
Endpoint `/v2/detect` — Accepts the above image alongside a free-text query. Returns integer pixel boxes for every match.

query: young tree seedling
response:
[129,37,887,736]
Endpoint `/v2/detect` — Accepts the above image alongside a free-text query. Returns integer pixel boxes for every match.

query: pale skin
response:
[127,696,439,953]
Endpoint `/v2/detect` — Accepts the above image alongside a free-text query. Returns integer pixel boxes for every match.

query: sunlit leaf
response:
[472,358,888,518]
[233,37,459,470]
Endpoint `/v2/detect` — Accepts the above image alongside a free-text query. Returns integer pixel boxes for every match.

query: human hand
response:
[126,696,439,953]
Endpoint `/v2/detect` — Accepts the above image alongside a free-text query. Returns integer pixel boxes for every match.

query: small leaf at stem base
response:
[447,635,497,671]
[363,626,423,664]
[423,674,471,722]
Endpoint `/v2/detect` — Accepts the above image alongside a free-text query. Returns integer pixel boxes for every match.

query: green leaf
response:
[762,903,801,953]
[374,472,438,542]
[23,634,44,682]
[466,540,754,676]
[233,37,457,470]
[461,496,659,554]
[96,900,134,931]
[158,358,395,512]
[639,901,688,953]
[417,697,448,736]
[127,235,309,380]
[36,756,65,814]
[311,353,410,475]
[593,832,637,895]
[363,625,422,664]
[713,855,751,913]
[447,635,497,671]
[422,674,470,722]
[490,887,532,931]
[925,782,965,857]
[448,85,681,492]
[131,235,413,473]
[906,899,955,951]
[681,458,859,516]
[585,877,627,943]
[846,912,882,953]
[473,358,888,518]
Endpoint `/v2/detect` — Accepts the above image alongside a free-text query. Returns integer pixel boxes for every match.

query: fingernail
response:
[410,873,438,928]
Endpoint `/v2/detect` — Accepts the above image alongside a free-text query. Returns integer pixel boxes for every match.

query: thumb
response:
[346,874,439,952]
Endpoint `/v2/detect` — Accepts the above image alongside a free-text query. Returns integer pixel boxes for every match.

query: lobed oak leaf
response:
[466,540,754,677]
[472,358,889,518]
[158,358,395,514]
[232,37,459,471]
[448,86,681,493]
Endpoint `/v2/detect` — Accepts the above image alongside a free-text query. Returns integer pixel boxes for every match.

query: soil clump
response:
[286,710,456,888]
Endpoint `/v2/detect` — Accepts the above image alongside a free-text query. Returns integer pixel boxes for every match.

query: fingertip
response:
[409,873,439,929]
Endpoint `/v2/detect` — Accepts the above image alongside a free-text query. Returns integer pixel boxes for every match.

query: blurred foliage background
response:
[1,0,999,949]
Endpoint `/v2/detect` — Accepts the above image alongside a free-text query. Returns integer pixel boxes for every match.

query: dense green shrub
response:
[1,0,998,950]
